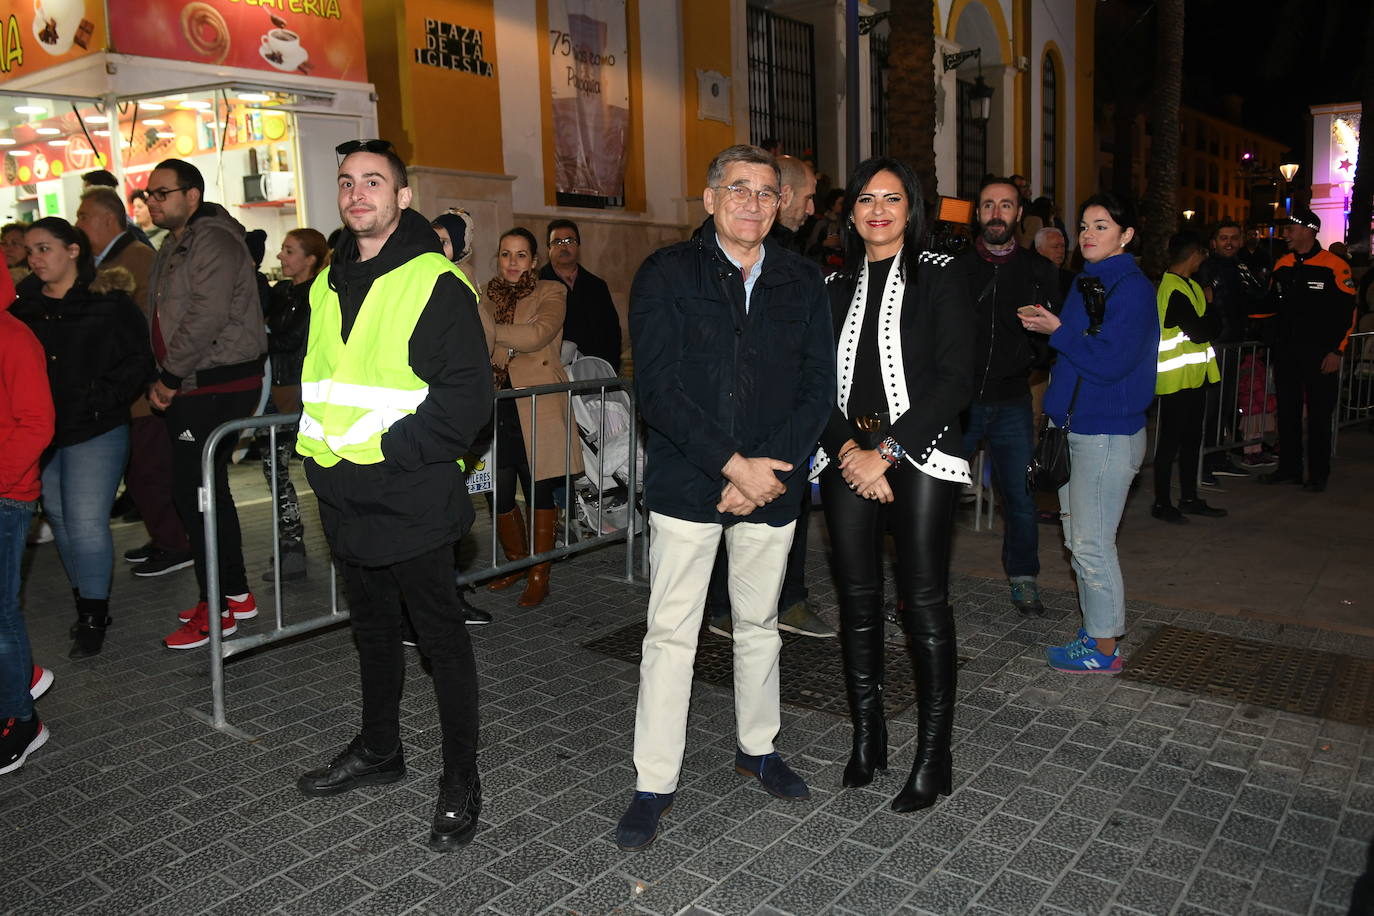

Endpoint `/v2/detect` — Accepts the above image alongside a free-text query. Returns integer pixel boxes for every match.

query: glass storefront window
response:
[0,87,306,277]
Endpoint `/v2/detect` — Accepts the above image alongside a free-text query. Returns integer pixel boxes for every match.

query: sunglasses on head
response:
[335,139,394,159]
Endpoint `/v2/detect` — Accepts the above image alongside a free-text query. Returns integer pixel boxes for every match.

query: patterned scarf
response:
[484,271,537,388]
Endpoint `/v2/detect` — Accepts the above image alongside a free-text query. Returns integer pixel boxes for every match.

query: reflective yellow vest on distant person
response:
[1155,272,1220,395]
[296,252,476,467]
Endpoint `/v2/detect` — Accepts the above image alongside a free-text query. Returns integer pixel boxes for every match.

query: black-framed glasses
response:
[335,138,394,161]
[712,183,781,209]
[146,186,189,202]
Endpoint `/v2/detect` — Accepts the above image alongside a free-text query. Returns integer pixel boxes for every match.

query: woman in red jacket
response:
[0,261,56,773]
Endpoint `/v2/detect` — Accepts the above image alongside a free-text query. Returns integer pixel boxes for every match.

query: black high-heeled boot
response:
[892,602,956,813]
[70,597,111,659]
[840,597,887,788]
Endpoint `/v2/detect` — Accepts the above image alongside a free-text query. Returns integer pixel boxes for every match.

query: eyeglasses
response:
[712,184,781,209]
[550,237,579,246]
[145,186,189,202]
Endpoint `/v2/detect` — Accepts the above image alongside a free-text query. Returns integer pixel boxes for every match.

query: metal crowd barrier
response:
[1152,331,1371,485]
[191,376,643,737]
[1196,339,1277,472]
[1335,330,1374,453]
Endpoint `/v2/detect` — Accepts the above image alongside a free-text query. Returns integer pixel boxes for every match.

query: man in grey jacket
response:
[144,158,268,650]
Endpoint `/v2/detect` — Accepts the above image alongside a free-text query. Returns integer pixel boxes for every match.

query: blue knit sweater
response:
[1043,253,1159,435]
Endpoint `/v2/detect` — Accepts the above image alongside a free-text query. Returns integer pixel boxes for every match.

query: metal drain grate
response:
[1123,625,1374,726]
[584,621,967,718]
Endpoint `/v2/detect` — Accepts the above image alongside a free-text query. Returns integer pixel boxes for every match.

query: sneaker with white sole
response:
[0,716,48,774]
[1045,633,1122,673]
[131,548,194,578]
[164,603,237,649]
[29,666,52,701]
[777,601,836,638]
[177,593,257,624]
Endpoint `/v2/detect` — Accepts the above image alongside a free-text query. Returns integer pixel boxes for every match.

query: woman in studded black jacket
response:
[813,157,974,813]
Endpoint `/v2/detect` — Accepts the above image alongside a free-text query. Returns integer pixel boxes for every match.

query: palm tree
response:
[887,0,938,203]
[1345,12,1374,263]
[1139,0,1184,277]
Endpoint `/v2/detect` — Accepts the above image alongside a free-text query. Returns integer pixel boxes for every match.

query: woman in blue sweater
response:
[1020,193,1158,672]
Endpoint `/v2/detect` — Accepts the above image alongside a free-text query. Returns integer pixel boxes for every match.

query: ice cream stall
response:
[0,0,376,271]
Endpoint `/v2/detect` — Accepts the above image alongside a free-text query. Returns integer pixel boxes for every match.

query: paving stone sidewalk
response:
[6,466,1373,915]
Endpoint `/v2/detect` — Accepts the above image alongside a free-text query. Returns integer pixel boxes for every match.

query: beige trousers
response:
[632,511,796,793]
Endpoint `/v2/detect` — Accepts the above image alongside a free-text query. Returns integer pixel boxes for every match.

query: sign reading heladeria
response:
[547,0,629,200]
[415,19,491,76]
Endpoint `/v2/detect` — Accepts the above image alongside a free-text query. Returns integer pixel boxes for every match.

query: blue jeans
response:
[41,424,129,600]
[963,396,1039,578]
[1058,429,1145,639]
[0,501,35,719]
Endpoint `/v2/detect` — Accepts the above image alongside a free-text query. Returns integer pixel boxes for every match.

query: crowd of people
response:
[0,140,1362,864]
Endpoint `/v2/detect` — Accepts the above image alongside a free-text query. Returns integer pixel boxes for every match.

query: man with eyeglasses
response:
[144,158,267,650]
[538,218,621,372]
[293,139,493,853]
[616,144,834,850]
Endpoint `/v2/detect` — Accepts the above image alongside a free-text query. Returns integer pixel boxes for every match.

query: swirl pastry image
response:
[181,2,229,64]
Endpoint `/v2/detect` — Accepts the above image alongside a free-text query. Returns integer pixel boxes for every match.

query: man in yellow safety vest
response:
[293,139,494,853]
[1152,231,1225,523]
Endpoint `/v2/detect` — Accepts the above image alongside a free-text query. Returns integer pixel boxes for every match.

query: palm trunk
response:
[1140,0,1184,277]
[888,0,938,204]
[1345,13,1374,263]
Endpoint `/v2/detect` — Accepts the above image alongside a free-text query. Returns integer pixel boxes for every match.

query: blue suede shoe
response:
[734,750,811,800]
[614,791,674,851]
[1045,633,1122,673]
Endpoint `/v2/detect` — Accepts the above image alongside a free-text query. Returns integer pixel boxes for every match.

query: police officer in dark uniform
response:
[1257,208,1358,492]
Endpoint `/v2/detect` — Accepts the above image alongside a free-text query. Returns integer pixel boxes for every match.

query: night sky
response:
[1181,0,1368,155]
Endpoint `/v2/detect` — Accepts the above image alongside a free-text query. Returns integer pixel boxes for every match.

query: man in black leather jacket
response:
[956,177,1062,618]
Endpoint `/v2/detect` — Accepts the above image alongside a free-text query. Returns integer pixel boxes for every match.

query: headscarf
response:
[432,209,474,264]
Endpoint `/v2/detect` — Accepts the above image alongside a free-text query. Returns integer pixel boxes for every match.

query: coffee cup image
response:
[260,28,308,70]
[33,0,84,55]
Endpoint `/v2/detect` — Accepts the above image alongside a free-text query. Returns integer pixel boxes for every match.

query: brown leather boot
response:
[487,508,528,591]
[518,509,558,606]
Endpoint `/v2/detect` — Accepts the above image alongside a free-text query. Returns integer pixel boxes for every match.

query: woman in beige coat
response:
[481,227,583,606]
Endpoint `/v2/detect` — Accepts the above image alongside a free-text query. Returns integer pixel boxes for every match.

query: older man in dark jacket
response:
[615,145,834,851]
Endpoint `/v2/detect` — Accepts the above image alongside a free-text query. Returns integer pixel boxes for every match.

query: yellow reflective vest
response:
[296,253,476,467]
[1155,272,1219,395]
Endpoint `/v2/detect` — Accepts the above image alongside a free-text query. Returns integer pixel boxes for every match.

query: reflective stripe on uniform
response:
[300,379,429,412]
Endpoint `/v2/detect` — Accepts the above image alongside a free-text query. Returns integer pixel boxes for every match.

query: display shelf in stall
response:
[238,198,296,209]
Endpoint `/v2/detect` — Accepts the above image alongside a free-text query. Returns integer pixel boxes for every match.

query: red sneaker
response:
[164,603,237,650]
[178,594,257,623]
[177,600,207,623]
[227,593,258,620]
[29,665,52,701]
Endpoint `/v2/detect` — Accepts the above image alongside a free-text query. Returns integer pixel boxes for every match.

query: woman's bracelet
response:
[876,436,905,468]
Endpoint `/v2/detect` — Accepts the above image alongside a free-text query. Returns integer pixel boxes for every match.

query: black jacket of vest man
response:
[304,208,494,566]
[538,261,622,372]
[629,216,835,526]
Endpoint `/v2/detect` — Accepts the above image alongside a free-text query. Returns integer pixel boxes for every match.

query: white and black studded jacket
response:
[812,248,975,483]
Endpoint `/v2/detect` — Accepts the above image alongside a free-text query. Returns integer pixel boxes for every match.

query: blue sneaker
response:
[614,791,674,851]
[734,750,810,800]
[1045,633,1122,673]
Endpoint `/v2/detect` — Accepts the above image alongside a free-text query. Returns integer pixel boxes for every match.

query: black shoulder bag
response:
[1027,378,1080,493]
[1026,275,1107,493]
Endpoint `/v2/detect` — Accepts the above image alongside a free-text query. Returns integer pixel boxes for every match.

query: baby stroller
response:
[563,348,644,538]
